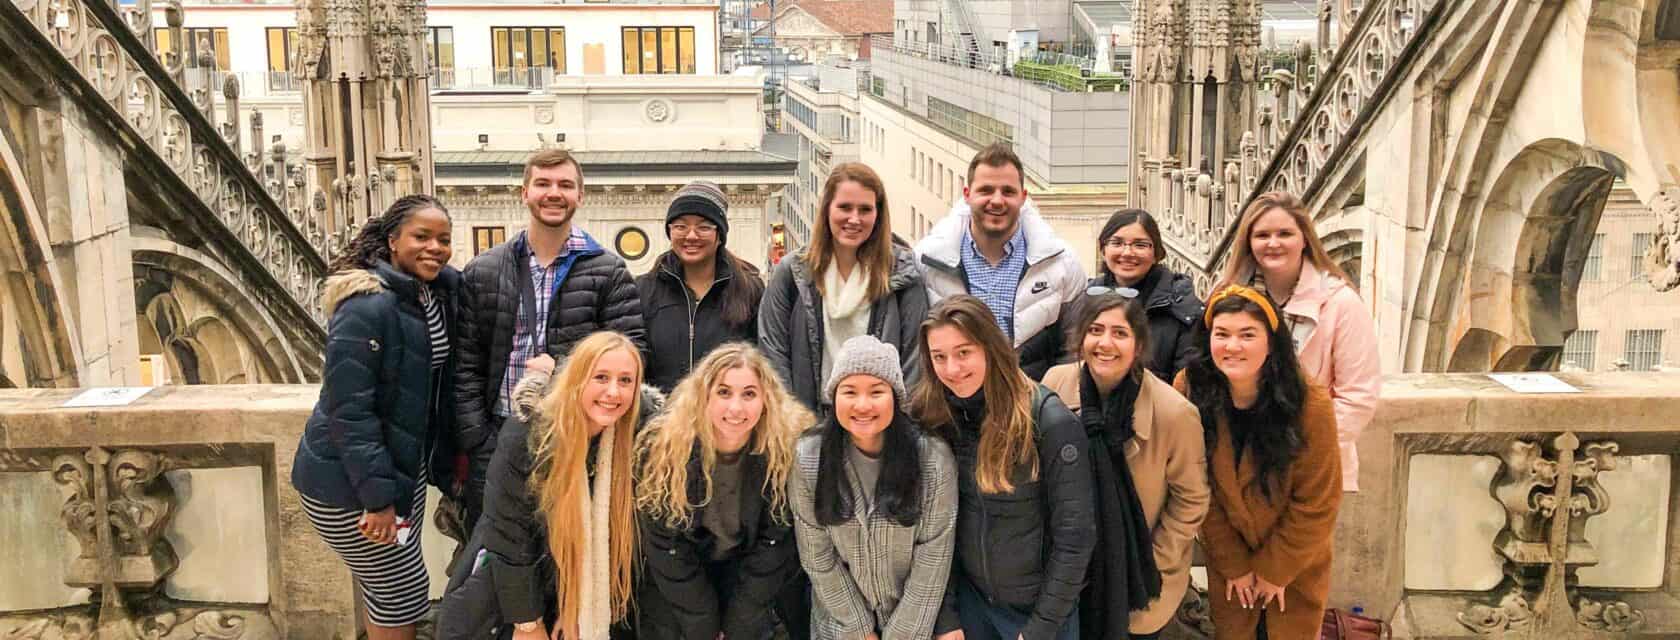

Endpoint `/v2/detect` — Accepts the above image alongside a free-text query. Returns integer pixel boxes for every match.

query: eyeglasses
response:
[1086,285,1140,299]
[668,222,718,238]
[1103,239,1156,254]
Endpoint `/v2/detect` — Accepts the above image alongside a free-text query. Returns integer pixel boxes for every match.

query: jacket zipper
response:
[663,265,731,372]
[959,407,997,602]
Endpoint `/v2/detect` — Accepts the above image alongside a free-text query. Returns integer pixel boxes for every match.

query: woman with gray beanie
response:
[790,335,962,640]
[636,180,766,392]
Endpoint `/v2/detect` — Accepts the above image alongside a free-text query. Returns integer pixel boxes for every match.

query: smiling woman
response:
[291,194,462,640]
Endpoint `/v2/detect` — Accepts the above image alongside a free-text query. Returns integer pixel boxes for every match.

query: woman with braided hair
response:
[292,194,461,640]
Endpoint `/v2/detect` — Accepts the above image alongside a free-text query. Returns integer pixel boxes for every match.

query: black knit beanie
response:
[666,181,730,246]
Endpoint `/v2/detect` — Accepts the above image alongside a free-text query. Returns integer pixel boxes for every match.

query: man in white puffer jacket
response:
[915,144,1087,380]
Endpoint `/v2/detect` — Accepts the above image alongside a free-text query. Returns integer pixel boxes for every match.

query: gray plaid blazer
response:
[790,431,959,640]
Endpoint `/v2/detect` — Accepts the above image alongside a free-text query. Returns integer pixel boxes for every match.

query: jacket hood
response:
[321,268,385,318]
[919,198,1071,269]
[320,261,462,318]
[510,367,668,424]
[782,241,920,292]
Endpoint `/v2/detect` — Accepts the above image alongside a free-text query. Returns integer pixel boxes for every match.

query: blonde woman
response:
[635,344,815,640]
[1214,191,1379,492]
[477,332,649,640]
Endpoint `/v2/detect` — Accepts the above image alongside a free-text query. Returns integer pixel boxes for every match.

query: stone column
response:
[35,105,143,386]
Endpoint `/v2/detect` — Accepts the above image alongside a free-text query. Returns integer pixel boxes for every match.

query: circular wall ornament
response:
[615,226,650,261]
[535,106,555,124]
[644,99,674,123]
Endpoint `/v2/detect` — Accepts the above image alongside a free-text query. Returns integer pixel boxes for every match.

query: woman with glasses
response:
[760,162,929,416]
[637,181,768,393]
[1041,291,1209,639]
[1091,209,1204,382]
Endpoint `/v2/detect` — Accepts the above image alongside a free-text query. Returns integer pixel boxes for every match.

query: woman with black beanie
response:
[636,180,767,392]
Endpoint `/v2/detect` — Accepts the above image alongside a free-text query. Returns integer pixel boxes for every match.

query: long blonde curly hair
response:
[635,343,812,529]
[528,332,641,629]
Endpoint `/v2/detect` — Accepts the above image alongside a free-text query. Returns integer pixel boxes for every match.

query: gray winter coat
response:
[790,430,959,640]
[758,242,929,415]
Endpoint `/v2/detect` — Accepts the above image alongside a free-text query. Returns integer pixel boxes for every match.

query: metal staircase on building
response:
[943,0,984,68]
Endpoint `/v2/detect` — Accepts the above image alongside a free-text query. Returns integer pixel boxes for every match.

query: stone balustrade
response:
[2,373,1677,639]
[4,0,329,324]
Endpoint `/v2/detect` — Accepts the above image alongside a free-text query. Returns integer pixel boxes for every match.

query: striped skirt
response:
[299,482,430,627]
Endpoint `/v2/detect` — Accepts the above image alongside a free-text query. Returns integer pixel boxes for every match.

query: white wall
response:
[159,2,720,83]
[858,93,978,244]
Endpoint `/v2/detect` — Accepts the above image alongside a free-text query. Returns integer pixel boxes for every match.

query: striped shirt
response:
[496,228,591,416]
[959,225,1028,338]
[420,286,449,369]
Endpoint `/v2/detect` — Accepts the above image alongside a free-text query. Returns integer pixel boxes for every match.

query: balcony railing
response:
[7,0,329,325]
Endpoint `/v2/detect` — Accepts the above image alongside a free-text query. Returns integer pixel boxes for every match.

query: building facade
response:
[152,0,797,275]
[1564,187,1680,371]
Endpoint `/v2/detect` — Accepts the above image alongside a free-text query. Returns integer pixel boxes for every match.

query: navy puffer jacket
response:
[291,261,460,518]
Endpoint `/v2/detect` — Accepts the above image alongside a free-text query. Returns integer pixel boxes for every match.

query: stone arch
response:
[1442,139,1624,372]
[131,231,309,383]
[136,290,207,385]
[0,108,80,387]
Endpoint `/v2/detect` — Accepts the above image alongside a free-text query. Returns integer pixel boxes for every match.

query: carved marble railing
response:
[5,0,329,324]
[1152,0,1447,273]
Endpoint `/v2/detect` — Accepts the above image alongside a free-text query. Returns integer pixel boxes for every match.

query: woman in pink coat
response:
[1214,191,1380,491]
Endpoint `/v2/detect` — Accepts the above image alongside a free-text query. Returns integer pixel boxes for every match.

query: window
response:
[429,27,456,87]
[265,27,299,91]
[928,96,1014,147]
[1583,233,1605,280]
[787,98,816,130]
[155,27,230,70]
[493,27,566,86]
[1563,330,1598,371]
[1631,233,1653,280]
[622,27,695,74]
[472,226,507,255]
[1623,329,1664,371]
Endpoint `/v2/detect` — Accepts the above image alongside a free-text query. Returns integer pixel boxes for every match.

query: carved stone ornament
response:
[644,99,675,123]
[535,106,555,125]
[1645,187,1680,291]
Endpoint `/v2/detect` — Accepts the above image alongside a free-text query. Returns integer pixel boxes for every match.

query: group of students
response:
[289,142,1381,640]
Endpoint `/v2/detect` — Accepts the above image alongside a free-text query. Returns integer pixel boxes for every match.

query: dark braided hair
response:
[328,194,450,273]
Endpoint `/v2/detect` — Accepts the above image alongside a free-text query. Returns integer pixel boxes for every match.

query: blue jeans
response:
[955,578,1080,640]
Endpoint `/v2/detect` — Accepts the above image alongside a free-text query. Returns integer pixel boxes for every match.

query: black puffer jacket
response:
[1091,266,1203,382]
[634,251,765,393]
[454,229,647,455]
[291,262,459,518]
[479,369,664,629]
[939,386,1096,640]
[758,241,929,415]
[636,450,807,640]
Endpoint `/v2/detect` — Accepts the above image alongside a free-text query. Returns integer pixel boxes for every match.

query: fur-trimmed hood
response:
[319,261,462,318]
[509,368,667,425]
[321,269,386,318]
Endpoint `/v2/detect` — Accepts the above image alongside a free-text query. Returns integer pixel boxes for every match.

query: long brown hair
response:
[529,332,640,629]
[1215,191,1349,290]
[635,344,811,528]
[910,295,1039,493]
[805,162,894,302]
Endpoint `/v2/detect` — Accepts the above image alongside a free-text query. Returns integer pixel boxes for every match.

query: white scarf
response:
[821,262,873,386]
[575,426,614,640]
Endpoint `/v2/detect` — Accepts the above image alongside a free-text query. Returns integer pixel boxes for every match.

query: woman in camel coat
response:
[1176,285,1342,639]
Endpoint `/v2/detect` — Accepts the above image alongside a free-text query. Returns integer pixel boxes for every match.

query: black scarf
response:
[1077,367,1161,639]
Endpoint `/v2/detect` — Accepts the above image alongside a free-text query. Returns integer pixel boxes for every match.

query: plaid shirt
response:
[959,225,1028,339]
[791,434,959,639]
[495,228,591,417]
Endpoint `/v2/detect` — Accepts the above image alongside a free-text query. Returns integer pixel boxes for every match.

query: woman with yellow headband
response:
[1215,191,1379,493]
[1176,286,1342,640]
